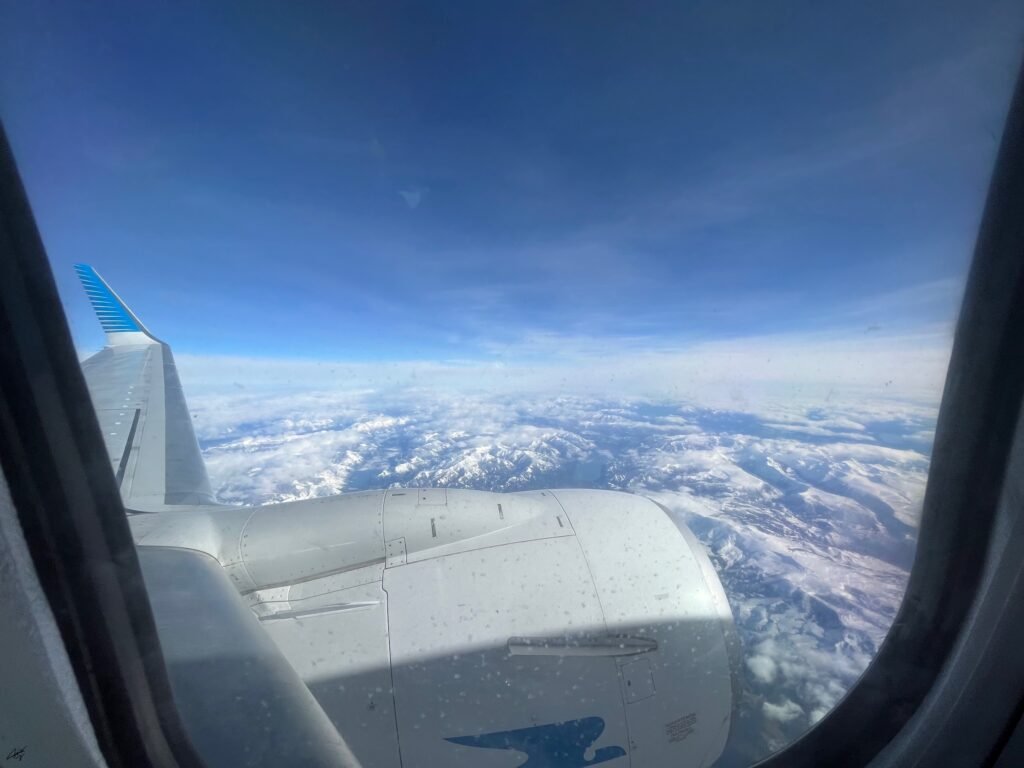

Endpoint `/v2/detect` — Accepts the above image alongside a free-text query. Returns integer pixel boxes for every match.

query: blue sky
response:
[1,1,1022,361]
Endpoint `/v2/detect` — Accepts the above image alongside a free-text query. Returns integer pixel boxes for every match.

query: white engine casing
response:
[131,488,739,768]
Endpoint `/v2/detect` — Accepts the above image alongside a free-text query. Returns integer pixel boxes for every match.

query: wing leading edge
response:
[75,264,215,509]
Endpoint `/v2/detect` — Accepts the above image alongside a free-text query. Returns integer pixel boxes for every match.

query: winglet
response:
[74,264,157,344]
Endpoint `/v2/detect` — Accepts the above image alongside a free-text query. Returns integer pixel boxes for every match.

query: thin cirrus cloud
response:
[175,320,954,410]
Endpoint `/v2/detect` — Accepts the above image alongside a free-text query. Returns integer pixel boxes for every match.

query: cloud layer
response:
[177,323,954,408]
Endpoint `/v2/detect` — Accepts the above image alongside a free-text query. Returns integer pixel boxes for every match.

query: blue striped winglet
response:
[74,264,145,334]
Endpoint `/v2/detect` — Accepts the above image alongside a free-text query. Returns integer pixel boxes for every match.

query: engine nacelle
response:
[131,488,739,767]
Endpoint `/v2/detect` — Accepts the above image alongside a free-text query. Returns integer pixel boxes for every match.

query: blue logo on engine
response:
[445,716,626,767]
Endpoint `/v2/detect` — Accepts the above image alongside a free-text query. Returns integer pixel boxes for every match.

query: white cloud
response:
[747,655,778,684]
[763,698,805,724]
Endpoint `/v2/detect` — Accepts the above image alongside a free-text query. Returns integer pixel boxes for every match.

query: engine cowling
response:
[131,488,739,768]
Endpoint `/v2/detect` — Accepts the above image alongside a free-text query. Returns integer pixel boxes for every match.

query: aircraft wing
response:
[75,264,215,509]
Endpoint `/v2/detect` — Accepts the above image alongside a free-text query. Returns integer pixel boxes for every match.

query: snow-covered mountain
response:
[192,390,934,763]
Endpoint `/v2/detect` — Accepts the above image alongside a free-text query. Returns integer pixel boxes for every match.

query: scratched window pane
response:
[2,3,1022,766]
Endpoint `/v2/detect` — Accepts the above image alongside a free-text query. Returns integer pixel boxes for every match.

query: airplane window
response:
[2,3,1023,767]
